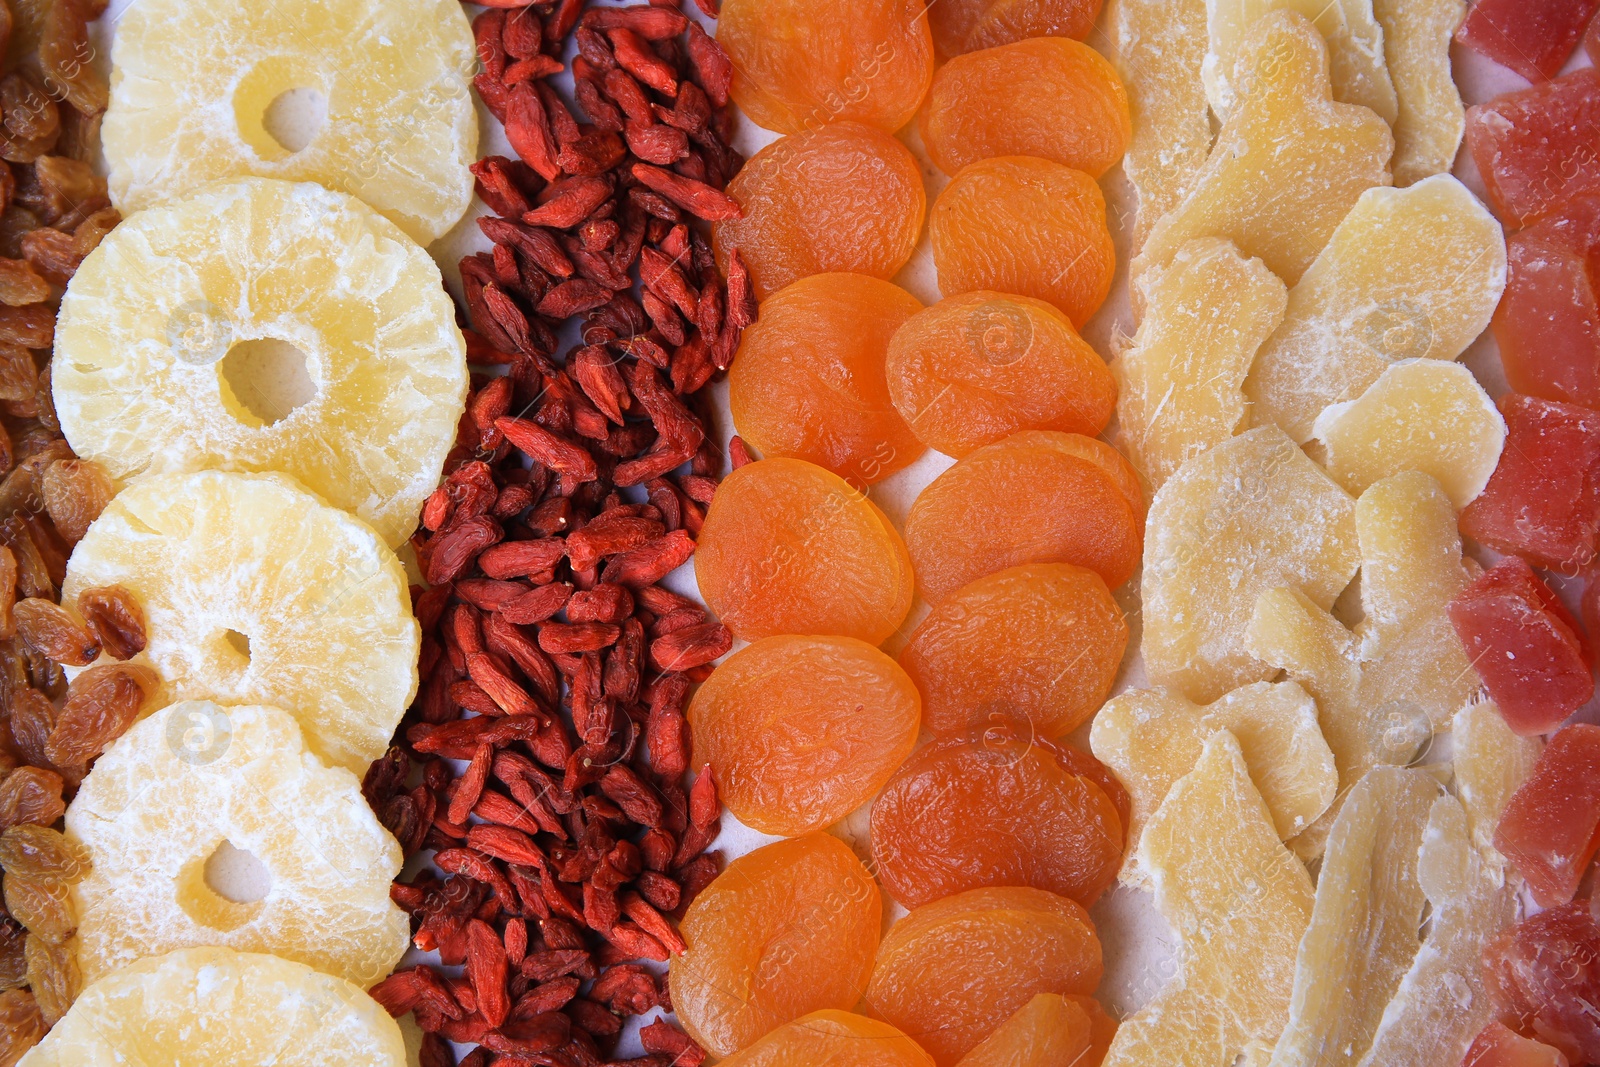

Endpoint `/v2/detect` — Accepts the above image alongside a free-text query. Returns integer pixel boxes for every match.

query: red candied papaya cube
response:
[1484,901,1600,1062]
[1463,1022,1571,1067]
[1466,70,1600,228]
[1493,724,1600,907]
[1460,395,1600,570]
[1455,0,1600,83]
[1494,199,1600,410]
[1447,556,1593,736]
[1590,14,1600,67]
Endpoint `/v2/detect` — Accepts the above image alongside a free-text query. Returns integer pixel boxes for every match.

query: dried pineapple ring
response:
[53,178,468,549]
[66,701,408,989]
[61,469,419,775]
[18,947,405,1066]
[102,0,476,245]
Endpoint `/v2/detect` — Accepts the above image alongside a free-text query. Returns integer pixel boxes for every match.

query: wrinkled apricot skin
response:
[714,123,927,300]
[688,635,921,836]
[1484,901,1600,1062]
[717,0,934,135]
[954,993,1093,1067]
[729,274,925,485]
[670,833,883,1058]
[870,729,1126,909]
[864,886,1103,1067]
[904,431,1144,602]
[1494,724,1600,908]
[899,563,1125,740]
[930,0,1104,56]
[719,1011,937,1067]
[930,157,1115,328]
[919,39,1130,179]
[885,291,1115,458]
[695,457,914,644]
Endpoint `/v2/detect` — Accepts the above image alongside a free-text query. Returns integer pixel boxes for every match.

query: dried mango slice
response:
[1102,731,1314,1067]
[1244,176,1507,443]
[1313,360,1505,509]
[1269,767,1438,1067]
[1248,472,1476,851]
[1450,701,1542,859]
[1110,0,1212,251]
[1142,425,1359,704]
[1134,11,1393,292]
[1204,0,1398,125]
[1112,237,1286,491]
[1089,681,1336,884]
[1373,0,1466,186]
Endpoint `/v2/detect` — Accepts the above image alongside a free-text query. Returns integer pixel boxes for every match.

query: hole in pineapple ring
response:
[177,840,271,931]
[223,629,252,664]
[232,57,326,162]
[219,338,317,427]
[262,87,328,155]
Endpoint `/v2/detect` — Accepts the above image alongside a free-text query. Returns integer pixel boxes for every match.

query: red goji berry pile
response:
[363,2,751,1063]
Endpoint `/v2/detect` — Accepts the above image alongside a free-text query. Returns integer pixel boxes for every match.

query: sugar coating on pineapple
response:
[1112,237,1286,491]
[53,178,469,550]
[1313,360,1506,509]
[1269,767,1438,1067]
[1102,731,1314,1067]
[102,0,477,245]
[66,702,409,990]
[1142,425,1360,704]
[61,469,419,776]
[1204,0,1398,125]
[1246,176,1506,442]
[1374,0,1467,187]
[1089,681,1335,886]
[1247,472,1476,853]
[17,946,406,1067]
[1134,10,1394,293]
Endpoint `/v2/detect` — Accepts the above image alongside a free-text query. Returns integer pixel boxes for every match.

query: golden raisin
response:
[0,988,43,1064]
[0,824,88,883]
[3,687,56,769]
[0,923,25,992]
[40,458,114,543]
[46,662,153,767]
[3,873,71,943]
[0,767,61,832]
[13,597,97,665]
[23,932,77,1025]
[75,585,145,661]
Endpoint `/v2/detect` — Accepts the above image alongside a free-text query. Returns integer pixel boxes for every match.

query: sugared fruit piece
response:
[1493,724,1600,907]
[1452,701,1545,857]
[954,994,1096,1067]
[1462,1022,1570,1067]
[931,0,1104,57]
[716,1011,934,1067]
[1493,195,1600,409]
[1466,71,1600,228]
[1374,0,1468,187]
[1484,902,1600,1063]
[1455,0,1600,83]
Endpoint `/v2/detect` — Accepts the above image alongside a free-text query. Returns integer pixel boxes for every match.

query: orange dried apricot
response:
[688,635,921,836]
[899,563,1126,740]
[954,994,1094,1067]
[931,157,1114,328]
[695,457,914,643]
[717,0,933,135]
[870,728,1127,909]
[715,123,927,300]
[670,832,882,1058]
[885,291,1116,458]
[719,1011,936,1067]
[904,430,1143,602]
[931,0,1105,56]
[863,886,1103,1067]
[919,39,1130,178]
[729,273,925,484]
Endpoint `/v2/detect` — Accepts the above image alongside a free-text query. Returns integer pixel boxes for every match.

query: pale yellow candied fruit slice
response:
[1450,701,1542,859]
[1113,237,1286,491]
[1374,0,1467,187]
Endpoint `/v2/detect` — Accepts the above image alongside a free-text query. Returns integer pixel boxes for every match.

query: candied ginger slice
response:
[1267,767,1438,1067]
[1313,360,1505,508]
[1245,176,1507,443]
[1451,701,1543,859]
[1112,238,1287,491]
[1104,731,1314,1067]
[1373,0,1466,187]
[1142,425,1359,704]
[1134,10,1393,293]
[1109,0,1213,251]
[1204,0,1398,125]
[1089,681,1336,886]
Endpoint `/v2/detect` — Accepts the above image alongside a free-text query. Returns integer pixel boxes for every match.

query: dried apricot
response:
[718,1011,935,1067]
[863,886,1102,1067]
[899,563,1126,740]
[715,123,926,300]
[670,832,882,1059]
[931,0,1104,57]
[919,39,1129,179]
[717,0,933,135]
[904,431,1143,602]
[930,156,1115,328]
[870,728,1126,909]
[688,635,920,836]
[728,273,925,485]
[885,291,1116,458]
[954,994,1094,1067]
[695,457,914,643]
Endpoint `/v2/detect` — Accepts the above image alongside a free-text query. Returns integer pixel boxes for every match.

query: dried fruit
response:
[2,875,71,945]
[932,0,1103,55]
[0,989,41,1065]
[12,600,95,667]
[46,664,153,768]
[53,177,469,548]
[728,273,924,484]
[102,0,477,243]
[863,887,1102,1067]
[0,826,87,884]
[688,635,918,836]
[1485,903,1600,1064]
[73,585,144,662]
[1462,1023,1570,1067]
[1493,724,1600,908]
[1493,194,1600,409]
[954,994,1101,1067]
[1455,0,1599,83]
[0,770,63,834]
[23,934,76,1026]
[1466,71,1600,227]
[61,470,418,774]
[1375,0,1467,186]
[1452,700,1544,859]
[670,833,881,1059]
[717,1011,934,1067]
[37,460,112,545]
